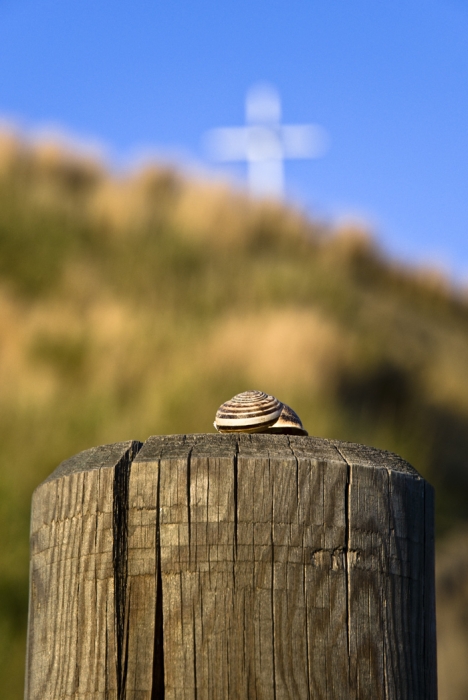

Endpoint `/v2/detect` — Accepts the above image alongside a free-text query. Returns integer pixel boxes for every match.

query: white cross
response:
[204,83,328,199]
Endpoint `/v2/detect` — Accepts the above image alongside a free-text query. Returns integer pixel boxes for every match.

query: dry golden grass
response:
[203,308,355,395]
[172,180,312,249]
[436,528,468,700]
[0,131,467,699]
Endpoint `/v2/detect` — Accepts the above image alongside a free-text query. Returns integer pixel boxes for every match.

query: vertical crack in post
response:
[186,444,197,696]
[382,468,392,700]
[288,437,311,699]
[152,459,165,699]
[345,461,351,661]
[113,443,142,700]
[192,612,198,700]
[187,447,193,561]
[270,458,277,700]
[234,440,239,559]
[105,599,109,695]
[336,447,352,673]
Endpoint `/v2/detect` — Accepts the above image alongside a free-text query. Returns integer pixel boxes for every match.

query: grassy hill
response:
[1,131,468,698]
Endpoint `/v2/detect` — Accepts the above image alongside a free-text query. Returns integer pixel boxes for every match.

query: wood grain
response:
[25,434,437,699]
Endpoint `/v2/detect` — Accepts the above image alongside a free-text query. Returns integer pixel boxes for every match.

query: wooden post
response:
[25,434,437,699]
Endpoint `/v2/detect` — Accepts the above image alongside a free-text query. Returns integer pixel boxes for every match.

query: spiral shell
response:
[267,402,308,436]
[214,390,308,436]
[214,390,282,433]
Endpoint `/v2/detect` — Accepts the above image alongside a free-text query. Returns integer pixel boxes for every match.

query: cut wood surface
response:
[25,434,437,700]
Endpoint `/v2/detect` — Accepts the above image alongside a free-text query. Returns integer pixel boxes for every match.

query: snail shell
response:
[214,390,308,436]
[267,402,308,436]
[214,390,282,433]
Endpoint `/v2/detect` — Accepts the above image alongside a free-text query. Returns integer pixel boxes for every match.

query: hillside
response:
[1,131,468,698]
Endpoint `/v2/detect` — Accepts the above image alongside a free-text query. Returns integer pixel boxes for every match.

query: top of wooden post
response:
[43,433,421,486]
[27,432,435,700]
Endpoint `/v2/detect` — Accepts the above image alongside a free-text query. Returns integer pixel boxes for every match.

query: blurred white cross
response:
[204,83,328,199]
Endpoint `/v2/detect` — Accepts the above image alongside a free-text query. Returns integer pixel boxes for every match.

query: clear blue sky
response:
[1,0,467,280]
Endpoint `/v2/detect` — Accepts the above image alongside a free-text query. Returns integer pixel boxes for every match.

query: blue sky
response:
[1,0,467,280]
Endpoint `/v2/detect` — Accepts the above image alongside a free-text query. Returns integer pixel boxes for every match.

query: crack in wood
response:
[187,446,193,563]
[112,441,142,700]
[335,445,353,684]
[152,458,165,699]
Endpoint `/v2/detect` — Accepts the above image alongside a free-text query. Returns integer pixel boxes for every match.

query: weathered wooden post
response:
[25,434,437,699]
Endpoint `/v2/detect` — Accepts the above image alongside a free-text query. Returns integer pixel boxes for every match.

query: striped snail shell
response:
[267,402,308,436]
[214,390,308,436]
[214,390,282,433]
